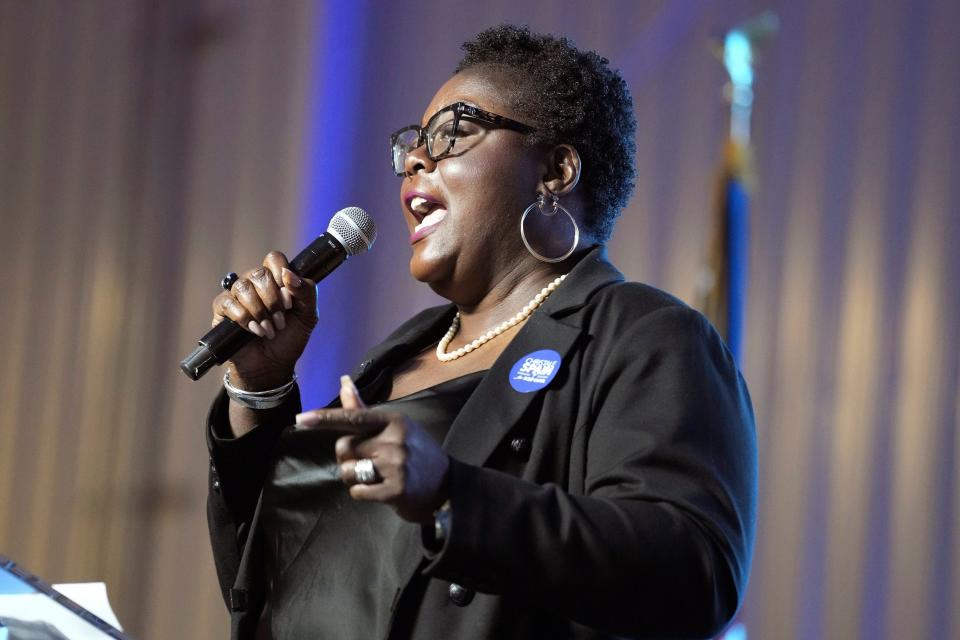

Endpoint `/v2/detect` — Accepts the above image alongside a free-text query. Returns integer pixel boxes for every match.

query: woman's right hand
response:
[211,251,318,390]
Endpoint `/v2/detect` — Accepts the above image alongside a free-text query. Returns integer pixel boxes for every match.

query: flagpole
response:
[697,12,777,365]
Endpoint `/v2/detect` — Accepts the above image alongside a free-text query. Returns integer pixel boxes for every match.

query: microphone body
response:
[180,207,375,380]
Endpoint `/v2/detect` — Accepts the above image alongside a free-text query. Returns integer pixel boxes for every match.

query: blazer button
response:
[212,478,221,494]
[510,437,530,457]
[448,583,475,607]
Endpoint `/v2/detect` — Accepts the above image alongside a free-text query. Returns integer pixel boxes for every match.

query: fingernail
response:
[273,311,286,331]
[247,320,266,338]
[260,319,276,339]
[294,412,318,426]
[289,272,303,288]
[340,375,354,399]
[280,288,294,310]
[340,374,359,397]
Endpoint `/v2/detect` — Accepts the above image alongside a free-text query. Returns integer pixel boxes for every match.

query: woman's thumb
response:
[339,375,366,409]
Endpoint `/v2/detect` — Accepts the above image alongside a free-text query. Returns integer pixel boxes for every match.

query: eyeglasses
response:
[390,102,534,176]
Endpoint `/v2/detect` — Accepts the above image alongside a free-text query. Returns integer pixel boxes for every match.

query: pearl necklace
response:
[436,274,567,362]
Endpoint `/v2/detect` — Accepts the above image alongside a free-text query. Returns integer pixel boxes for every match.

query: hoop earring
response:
[520,192,580,263]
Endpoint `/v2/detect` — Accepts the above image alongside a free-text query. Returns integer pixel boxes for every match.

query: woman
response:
[205,25,756,640]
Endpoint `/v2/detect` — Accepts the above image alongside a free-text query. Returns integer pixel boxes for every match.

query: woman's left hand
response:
[294,376,450,524]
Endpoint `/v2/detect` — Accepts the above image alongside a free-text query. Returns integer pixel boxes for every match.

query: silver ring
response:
[354,458,380,485]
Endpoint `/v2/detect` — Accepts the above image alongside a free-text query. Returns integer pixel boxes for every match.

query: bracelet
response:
[223,370,297,410]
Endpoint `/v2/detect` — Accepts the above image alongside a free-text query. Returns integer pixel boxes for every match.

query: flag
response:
[697,139,750,363]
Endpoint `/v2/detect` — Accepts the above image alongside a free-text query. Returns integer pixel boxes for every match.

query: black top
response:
[256,370,487,639]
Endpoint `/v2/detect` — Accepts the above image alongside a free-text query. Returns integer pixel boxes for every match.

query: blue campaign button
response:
[509,349,562,393]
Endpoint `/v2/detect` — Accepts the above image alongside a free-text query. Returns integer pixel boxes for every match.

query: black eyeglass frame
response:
[390,102,535,176]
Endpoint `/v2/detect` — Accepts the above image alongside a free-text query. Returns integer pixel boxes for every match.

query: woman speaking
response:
[204,25,756,640]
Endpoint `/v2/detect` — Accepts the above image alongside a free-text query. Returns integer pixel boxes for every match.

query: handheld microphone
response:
[180,206,376,380]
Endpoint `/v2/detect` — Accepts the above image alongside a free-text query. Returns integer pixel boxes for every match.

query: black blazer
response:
[206,246,757,639]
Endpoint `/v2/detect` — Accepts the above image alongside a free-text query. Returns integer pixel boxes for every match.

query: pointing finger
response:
[294,408,390,435]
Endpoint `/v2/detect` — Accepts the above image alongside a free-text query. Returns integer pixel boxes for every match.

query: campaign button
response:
[509,349,561,393]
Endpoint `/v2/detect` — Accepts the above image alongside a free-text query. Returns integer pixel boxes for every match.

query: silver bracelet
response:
[223,370,297,410]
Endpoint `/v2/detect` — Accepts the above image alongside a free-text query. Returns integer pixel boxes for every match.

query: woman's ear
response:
[542,144,581,196]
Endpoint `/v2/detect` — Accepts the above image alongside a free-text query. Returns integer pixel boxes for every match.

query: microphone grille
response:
[327,206,377,256]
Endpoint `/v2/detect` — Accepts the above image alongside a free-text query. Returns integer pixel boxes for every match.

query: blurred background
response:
[1,0,958,637]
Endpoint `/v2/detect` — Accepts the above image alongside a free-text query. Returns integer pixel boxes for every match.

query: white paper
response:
[0,593,114,639]
[0,582,122,639]
[52,583,123,630]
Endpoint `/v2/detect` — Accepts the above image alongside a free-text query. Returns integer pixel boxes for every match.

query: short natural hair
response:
[456,25,636,242]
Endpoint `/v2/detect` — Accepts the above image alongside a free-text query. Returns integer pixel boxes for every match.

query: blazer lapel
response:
[443,313,582,465]
[347,306,455,387]
[382,317,584,631]
[442,245,624,465]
